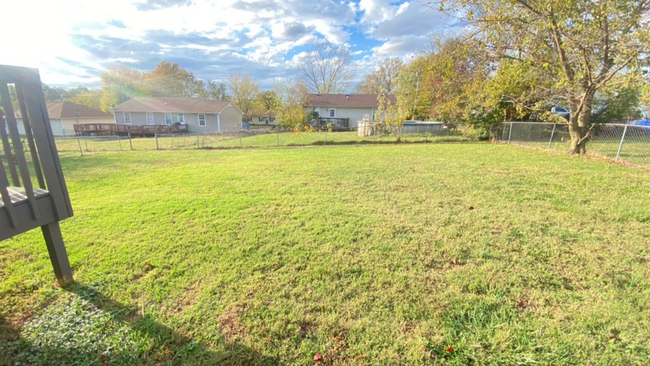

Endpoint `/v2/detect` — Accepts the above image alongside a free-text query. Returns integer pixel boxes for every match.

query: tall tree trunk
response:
[568,94,594,155]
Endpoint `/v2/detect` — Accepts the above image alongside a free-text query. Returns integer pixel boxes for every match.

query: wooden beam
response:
[41,221,73,286]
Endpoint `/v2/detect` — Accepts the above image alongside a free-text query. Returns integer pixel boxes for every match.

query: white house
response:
[304,94,396,129]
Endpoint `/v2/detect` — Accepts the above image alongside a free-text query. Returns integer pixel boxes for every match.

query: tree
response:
[435,0,650,154]
[255,91,280,117]
[228,73,260,120]
[42,84,91,102]
[98,62,218,111]
[355,58,403,94]
[591,85,642,124]
[145,61,205,97]
[206,81,229,100]
[393,37,491,123]
[298,40,354,94]
[69,90,103,111]
[273,79,310,129]
[376,87,408,141]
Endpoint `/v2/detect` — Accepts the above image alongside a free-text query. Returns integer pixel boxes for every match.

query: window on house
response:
[198,114,206,127]
[328,109,336,118]
[146,112,154,125]
[124,112,132,124]
[174,114,185,124]
[164,113,172,125]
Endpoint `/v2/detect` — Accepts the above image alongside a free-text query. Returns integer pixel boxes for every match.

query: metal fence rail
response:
[52,127,465,155]
[497,122,650,167]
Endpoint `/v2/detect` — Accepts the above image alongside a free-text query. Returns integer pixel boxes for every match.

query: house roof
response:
[114,97,235,114]
[14,102,113,119]
[305,94,396,108]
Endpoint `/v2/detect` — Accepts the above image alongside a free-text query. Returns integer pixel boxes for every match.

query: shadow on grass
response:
[0,283,281,366]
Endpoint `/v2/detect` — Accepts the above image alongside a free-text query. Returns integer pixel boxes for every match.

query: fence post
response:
[425,131,428,143]
[84,137,89,151]
[276,129,279,146]
[129,133,133,150]
[324,130,328,145]
[547,123,557,150]
[196,134,199,148]
[77,137,83,156]
[155,134,159,150]
[117,133,123,151]
[508,122,513,144]
[616,125,628,162]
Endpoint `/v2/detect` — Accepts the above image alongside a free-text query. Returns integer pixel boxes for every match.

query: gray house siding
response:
[114,103,242,133]
[219,105,243,132]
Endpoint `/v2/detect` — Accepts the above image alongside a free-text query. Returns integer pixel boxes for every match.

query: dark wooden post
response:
[41,221,73,286]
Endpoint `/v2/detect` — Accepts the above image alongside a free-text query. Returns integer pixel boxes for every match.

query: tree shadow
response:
[0,282,281,366]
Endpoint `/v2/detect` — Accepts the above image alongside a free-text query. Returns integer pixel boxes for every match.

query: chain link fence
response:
[54,127,468,155]
[496,122,650,168]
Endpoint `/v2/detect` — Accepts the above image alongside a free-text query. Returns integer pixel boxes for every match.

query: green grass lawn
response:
[1,143,650,365]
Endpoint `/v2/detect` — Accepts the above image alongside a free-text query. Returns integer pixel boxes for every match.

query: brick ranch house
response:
[113,97,243,133]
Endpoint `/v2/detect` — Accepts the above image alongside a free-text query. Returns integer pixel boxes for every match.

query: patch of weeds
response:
[1,292,151,365]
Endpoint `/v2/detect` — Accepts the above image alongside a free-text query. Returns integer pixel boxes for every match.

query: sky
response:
[1,0,456,90]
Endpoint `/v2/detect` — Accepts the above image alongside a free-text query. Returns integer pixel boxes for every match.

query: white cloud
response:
[0,0,458,89]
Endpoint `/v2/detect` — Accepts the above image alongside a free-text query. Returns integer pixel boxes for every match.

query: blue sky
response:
[1,0,454,90]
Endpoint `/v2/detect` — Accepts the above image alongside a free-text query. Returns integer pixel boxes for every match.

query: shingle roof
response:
[114,97,234,113]
[305,94,396,108]
[14,102,113,119]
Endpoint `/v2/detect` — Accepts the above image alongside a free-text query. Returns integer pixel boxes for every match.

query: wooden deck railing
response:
[1,65,74,286]
[74,123,189,136]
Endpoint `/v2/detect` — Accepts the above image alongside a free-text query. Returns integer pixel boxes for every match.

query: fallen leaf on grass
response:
[314,353,323,362]
[446,346,454,352]
[606,334,616,339]
[518,301,527,309]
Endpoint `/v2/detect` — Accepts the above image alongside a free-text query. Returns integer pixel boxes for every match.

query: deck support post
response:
[155,134,160,150]
[41,221,73,287]
[129,133,133,150]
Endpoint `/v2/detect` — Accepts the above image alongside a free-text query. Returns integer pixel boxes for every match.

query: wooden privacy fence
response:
[0,65,74,287]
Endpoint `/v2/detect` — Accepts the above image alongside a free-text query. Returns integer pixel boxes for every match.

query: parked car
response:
[551,107,570,121]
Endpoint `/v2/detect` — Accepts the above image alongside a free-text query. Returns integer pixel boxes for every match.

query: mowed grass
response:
[1,143,650,365]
